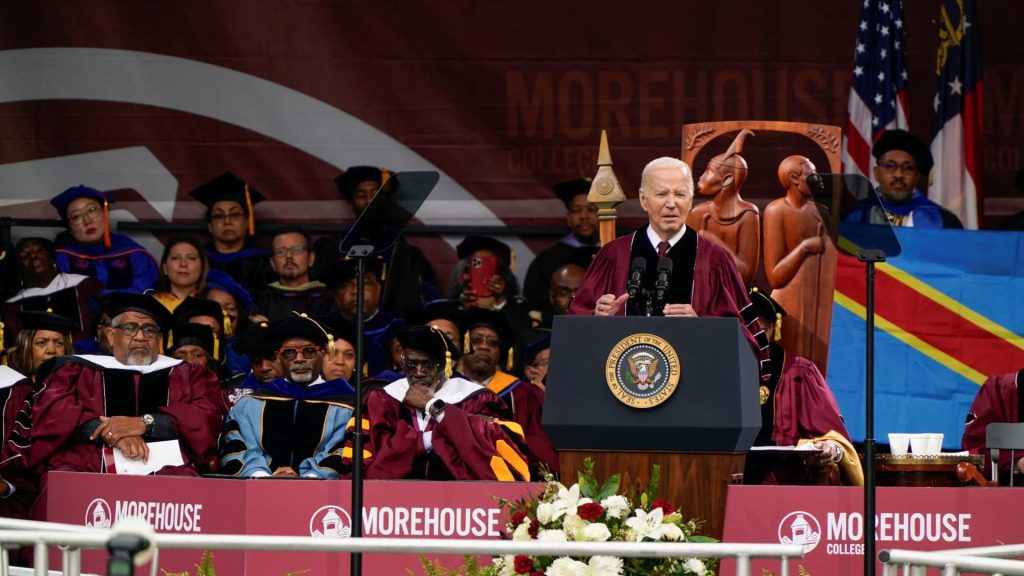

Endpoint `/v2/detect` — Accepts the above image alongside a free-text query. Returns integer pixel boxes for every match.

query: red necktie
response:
[657,241,670,259]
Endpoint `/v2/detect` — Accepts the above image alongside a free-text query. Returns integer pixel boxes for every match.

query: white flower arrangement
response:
[495,458,717,576]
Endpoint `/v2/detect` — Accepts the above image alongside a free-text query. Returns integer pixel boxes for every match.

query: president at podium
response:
[567,156,768,364]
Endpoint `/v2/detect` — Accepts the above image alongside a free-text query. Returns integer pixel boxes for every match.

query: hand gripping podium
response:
[543,316,761,539]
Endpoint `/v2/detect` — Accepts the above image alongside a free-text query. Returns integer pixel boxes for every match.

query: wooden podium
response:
[544,316,761,539]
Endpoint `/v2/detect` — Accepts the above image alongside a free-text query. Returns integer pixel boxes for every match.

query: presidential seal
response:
[605,333,680,408]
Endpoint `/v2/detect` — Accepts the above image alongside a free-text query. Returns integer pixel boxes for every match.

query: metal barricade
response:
[0,517,802,576]
[880,545,1024,575]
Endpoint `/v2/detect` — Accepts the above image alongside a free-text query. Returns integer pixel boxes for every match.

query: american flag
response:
[929,0,983,229]
[842,0,910,181]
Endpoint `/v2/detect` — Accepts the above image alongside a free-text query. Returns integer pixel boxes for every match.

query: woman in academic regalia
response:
[50,186,158,294]
[152,236,210,312]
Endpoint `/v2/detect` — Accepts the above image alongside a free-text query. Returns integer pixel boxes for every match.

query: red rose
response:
[651,499,676,515]
[577,502,605,521]
[510,510,528,526]
[528,519,539,538]
[514,555,534,574]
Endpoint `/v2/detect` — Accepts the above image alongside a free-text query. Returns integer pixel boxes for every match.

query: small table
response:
[876,454,986,487]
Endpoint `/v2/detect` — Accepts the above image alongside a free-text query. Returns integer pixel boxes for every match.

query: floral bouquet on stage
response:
[493,459,718,576]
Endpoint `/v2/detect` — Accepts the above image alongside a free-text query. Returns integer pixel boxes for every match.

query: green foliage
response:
[408,555,497,576]
[578,457,621,502]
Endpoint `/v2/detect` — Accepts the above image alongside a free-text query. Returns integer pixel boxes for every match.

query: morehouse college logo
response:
[309,505,352,538]
[84,498,112,529]
[777,511,822,553]
[605,333,680,409]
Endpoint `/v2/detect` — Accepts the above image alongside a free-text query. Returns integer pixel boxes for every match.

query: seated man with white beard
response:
[3,292,225,519]
[220,313,356,478]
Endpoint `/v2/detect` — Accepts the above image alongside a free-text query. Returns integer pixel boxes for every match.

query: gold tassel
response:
[296,312,335,359]
[212,332,221,362]
[463,331,470,355]
[166,329,174,351]
[506,347,514,371]
[509,248,516,274]
[775,312,783,342]
[380,261,387,283]
[102,198,112,249]
[244,184,255,236]
[362,362,368,377]
[0,320,5,353]
[431,325,454,378]
[223,310,234,338]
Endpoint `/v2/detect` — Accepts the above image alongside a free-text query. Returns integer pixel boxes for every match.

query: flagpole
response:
[860,248,885,576]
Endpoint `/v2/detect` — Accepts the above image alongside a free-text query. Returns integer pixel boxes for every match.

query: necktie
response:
[657,241,670,259]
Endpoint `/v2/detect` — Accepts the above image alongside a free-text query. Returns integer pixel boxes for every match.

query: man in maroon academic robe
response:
[745,289,862,486]
[359,325,531,481]
[567,157,769,370]
[962,369,1023,478]
[2,293,224,520]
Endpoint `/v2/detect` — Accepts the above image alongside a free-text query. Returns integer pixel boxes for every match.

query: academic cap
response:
[49,186,114,248]
[872,129,934,174]
[524,334,551,366]
[231,321,275,359]
[455,235,513,267]
[748,287,786,342]
[334,166,391,202]
[165,323,221,362]
[268,314,330,349]
[553,178,593,209]
[396,324,462,365]
[103,292,174,329]
[464,308,517,370]
[17,311,78,334]
[189,172,265,235]
[322,317,358,347]
[558,246,600,272]
[15,286,85,332]
[173,297,226,334]
[321,255,387,290]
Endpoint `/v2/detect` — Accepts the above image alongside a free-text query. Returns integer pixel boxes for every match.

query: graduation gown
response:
[485,371,559,475]
[12,355,223,474]
[567,227,767,365]
[748,344,862,486]
[206,243,273,289]
[0,367,38,519]
[220,376,355,478]
[361,377,531,481]
[55,234,158,294]
[252,281,337,322]
[962,369,1022,475]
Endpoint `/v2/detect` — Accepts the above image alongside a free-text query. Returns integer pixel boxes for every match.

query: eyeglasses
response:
[272,246,309,258]
[211,211,245,222]
[68,205,101,226]
[277,346,321,361]
[470,335,501,348]
[879,161,918,173]
[111,323,162,339]
[401,358,441,374]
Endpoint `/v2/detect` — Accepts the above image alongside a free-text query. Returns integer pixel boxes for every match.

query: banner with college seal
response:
[721,485,1024,575]
[47,471,541,575]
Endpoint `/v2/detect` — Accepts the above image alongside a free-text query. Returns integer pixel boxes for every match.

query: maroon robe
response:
[0,366,35,519]
[568,228,768,365]
[360,377,531,481]
[486,371,559,475]
[4,355,224,519]
[962,370,1022,474]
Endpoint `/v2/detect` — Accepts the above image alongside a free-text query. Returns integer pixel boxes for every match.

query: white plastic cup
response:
[909,434,930,455]
[888,433,910,456]
[926,433,944,455]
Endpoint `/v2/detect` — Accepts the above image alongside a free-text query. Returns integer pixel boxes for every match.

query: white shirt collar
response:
[383,376,484,405]
[646,225,687,252]
[0,366,28,389]
[76,354,183,374]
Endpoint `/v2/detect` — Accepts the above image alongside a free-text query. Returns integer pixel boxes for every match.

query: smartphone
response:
[468,254,499,297]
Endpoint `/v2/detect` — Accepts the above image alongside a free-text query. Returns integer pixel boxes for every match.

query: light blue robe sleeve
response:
[220,396,273,477]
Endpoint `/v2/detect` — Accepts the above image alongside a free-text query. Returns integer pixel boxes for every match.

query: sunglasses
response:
[276,346,321,361]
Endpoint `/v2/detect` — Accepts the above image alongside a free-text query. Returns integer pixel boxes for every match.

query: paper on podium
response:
[749,444,821,452]
[103,440,185,475]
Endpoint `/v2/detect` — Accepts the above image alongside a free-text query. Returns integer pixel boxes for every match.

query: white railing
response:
[880,544,1024,575]
[0,517,803,576]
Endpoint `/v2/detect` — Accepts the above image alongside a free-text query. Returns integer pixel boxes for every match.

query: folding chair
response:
[986,422,1024,486]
